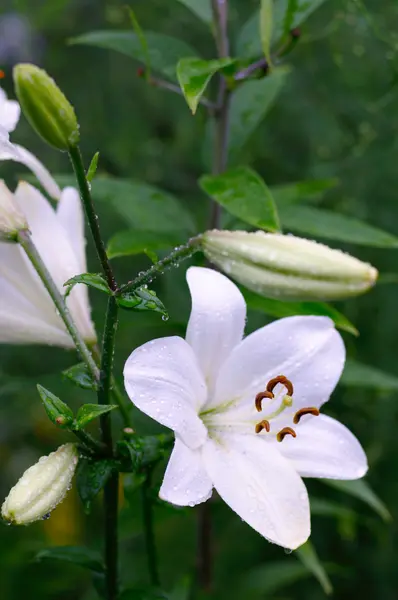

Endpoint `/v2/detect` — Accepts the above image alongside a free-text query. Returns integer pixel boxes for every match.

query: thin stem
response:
[142,472,160,586]
[120,235,202,293]
[68,145,118,292]
[72,428,107,455]
[98,295,119,600]
[17,230,99,379]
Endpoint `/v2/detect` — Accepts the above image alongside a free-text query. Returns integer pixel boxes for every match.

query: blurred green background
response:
[1,0,398,598]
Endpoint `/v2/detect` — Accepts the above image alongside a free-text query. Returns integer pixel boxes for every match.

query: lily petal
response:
[124,336,208,449]
[0,89,20,132]
[211,316,345,414]
[159,437,213,506]
[186,266,246,394]
[278,414,368,479]
[203,433,310,549]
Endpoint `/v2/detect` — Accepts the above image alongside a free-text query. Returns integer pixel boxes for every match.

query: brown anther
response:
[276,427,297,442]
[293,407,320,424]
[255,419,270,434]
[266,375,294,397]
[0,70,5,79]
[255,390,274,412]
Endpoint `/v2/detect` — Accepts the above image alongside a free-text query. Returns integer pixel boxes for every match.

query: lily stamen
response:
[277,427,297,442]
[255,390,274,412]
[293,407,320,424]
[266,375,294,397]
[255,419,270,434]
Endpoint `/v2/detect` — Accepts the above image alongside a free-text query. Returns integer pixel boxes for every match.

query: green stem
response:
[17,230,99,379]
[72,427,107,455]
[142,471,160,586]
[98,295,119,600]
[68,145,118,292]
[120,235,202,294]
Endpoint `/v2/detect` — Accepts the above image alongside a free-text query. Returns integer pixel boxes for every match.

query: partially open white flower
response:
[0,181,96,346]
[0,179,27,239]
[124,267,367,550]
[0,85,61,200]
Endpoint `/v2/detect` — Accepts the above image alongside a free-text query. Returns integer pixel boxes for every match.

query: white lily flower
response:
[0,180,96,346]
[124,267,367,550]
[0,85,61,200]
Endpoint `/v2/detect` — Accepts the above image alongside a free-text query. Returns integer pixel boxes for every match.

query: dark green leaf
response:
[229,68,289,159]
[271,178,339,206]
[63,363,98,391]
[64,273,111,296]
[127,7,151,79]
[177,57,235,114]
[174,0,212,24]
[200,166,280,232]
[260,0,273,67]
[70,31,197,81]
[167,577,191,600]
[341,359,398,390]
[295,541,333,595]
[243,288,358,335]
[310,497,356,519]
[37,384,74,429]
[241,561,310,595]
[279,205,398,247]
[75,404,117,430]
[76,458,116,513]
[117,434,171,472]
[117,287,168,317]
[119,588,168,600]
[107,230,180,259]
[322,479,391,522]
[35,546,104,573]
[86,152,99,183]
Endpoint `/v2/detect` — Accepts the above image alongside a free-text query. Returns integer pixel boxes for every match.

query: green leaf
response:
[64,273,111,297]
[237,0,329,58]
[310,497,356,519]
[63,363,98,391]
[75,404,117,430]
[241,561,310,595]
[76,458,116,513]
[271,178,338,206]
[127,7,151,79]
[341,359,398,390]
[243,288,358,335]
[322,479,391,522]
[35,546,104,573]
[295,540,333,595]
[174,0,212,24]
[117,434,171,472]
[260,0,273,67]
[200,166,280,232]
[37,384,74,429]
[177,57,235,114]
[167,577,191,600]
[279,205,398,247]
[107,230,180,259]
[117,287,168,317]
[229,67,289,159]
[86,152,99,183]
[70,31,197,81]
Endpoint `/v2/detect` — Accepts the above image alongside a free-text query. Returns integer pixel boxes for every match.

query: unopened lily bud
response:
[2,443,78,525]
[203,230,378,301]
[0,180,27,241]
[13,64,80,151]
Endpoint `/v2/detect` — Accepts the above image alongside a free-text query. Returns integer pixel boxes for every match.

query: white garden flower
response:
[124,267,367,550]
[0,84,61,200]
[0,180,96,346]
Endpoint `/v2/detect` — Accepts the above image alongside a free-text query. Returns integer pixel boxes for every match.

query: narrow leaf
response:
[117,287,168,317]
[271,178,338,206]
[75,404,117,430]
[35,546,104,573]
[229,67,289,159]
[174,0,212,24]
[76,458,116,513]
[341,359,398,390]
[322,479,391,522]
[260,0,273,67]
[63,363,98,391]
[107,230,180,259]
[241,561,310,595]
[37,384,74,429]
[295,540,333,595]
[200,166,280,232]
[86,152,99,183]
[64,273,111,297]
[127,7,151,79]
[243,289,358,335]
[279,205,398,247]
[310,497,356,519]
[177,57,234,114]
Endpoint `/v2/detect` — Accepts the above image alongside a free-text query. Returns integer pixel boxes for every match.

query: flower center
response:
[254,375,319,441]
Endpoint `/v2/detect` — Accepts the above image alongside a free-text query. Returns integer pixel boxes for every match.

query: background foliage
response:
[1,0,398,598]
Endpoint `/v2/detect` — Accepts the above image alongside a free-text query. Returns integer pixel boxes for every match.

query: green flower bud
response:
[0,180,28,242]
[203,230,378,301]
[13,64,80,151]
[2,443,78,525]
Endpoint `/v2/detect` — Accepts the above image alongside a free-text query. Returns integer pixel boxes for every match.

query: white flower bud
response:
[203,230,378,301]
[0,180,27,241]
[2,443,78,525]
